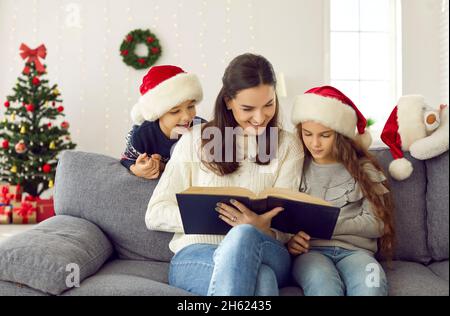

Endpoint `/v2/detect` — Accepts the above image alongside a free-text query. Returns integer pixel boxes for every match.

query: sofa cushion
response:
[428,261,449,282]
[94,259,170,284]
[54,151,174,262]
[61,274,192,296]
[0,215,113,295]
[381,261,449,296]
[0,280,48,296]
[370,149,431,264]
[425,151,449,261]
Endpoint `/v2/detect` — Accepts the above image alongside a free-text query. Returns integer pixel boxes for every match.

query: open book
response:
[175,187,340,239]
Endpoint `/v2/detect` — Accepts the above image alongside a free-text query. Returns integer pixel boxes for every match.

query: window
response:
[441,0,449,103]
[326,0,401,140]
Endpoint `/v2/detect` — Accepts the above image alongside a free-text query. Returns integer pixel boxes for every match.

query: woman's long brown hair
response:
[297,125,396,261]
[201,53,280,176]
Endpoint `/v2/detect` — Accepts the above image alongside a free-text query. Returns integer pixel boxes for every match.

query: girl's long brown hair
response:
[201,53,280,176]
[297,125,396,261]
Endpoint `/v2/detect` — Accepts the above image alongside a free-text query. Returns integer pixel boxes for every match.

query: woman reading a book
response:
[145,53,304,295]
[289,86,395,296]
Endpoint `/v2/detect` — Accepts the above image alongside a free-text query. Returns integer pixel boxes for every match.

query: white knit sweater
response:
[145,128,304,253]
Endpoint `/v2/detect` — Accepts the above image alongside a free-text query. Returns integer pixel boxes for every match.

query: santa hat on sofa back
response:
[381,95,429,181]
[131,65,203,124]
[291,85,373,150]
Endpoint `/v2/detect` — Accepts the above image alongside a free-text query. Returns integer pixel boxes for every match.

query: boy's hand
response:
[130,153,161,179]
[287,231,311,256]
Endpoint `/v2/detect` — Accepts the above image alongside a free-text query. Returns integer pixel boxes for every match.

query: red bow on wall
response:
[19,43,47,74]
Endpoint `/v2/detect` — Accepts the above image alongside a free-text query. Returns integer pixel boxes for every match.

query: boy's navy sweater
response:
[120,117,206,170]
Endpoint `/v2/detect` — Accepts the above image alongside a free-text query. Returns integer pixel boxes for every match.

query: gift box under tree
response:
[11,200,37,224]
[0,205,12,224]
[24,196,55,222]
[1,183,22,204]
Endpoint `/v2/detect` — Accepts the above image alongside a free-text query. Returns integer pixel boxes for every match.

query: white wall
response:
[0,0,445,159]
[0,0,326,158]
[402,0,443,106]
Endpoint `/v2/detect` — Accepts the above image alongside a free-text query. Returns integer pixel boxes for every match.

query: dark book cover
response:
[175,193,340,239]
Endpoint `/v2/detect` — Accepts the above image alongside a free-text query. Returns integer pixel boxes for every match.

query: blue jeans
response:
[168,224,291,296]
[292,246,388,296]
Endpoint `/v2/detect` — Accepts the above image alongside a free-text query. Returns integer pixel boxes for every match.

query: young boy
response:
[121,65,205,179]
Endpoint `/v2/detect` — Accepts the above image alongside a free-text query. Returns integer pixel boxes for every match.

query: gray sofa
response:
[0,149,448,296]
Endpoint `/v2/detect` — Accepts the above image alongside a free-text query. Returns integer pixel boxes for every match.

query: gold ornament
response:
[10,113,16,121]
[48,179,54,188]
[49,141,56,149]
[10,165,17,173]
[53,88,60,96]
[20,126,26,134]
[2,118,6,124]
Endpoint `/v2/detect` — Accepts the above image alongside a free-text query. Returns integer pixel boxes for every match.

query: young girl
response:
[121,65,205,179]
[289,86,395,296]
[146,53,304,296]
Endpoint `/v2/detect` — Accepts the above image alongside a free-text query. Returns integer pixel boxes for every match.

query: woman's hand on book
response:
[215,199,284,237]
[287,231,311,256]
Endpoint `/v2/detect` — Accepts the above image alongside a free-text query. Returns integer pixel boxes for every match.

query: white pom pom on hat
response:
[381,95,428,180]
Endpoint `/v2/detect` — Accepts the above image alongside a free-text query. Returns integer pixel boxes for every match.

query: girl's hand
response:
[215,199,284,237]
[287,231,311,256]
[131,153,161,179]
[150,154,166,173]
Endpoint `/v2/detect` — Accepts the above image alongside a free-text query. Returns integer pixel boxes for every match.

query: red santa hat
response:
[131,65,203,124]
[291,85,372,150]
[381,95,428,181]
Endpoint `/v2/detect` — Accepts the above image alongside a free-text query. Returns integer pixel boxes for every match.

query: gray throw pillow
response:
[0,215,113,295]
[370,149,431,264]
[426,151,449,261]
[54,151,174,262]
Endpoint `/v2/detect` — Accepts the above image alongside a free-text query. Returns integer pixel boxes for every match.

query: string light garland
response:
[198,1,208,79]
[104,4,111,153]
[248,0,256,52]
[223,0,232,65]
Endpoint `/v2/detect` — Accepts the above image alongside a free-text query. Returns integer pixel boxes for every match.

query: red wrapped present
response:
[1,185,13,205]
[25,196,55,222]
[1,184,22,203]
[12,201,37,224]
[0,205,12,224]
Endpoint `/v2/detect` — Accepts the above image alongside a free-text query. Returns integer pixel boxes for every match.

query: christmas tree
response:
[0,43,76,197]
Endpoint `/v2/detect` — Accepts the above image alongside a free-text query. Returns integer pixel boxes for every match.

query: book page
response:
[180,186,257,199]
[258,187,331,206]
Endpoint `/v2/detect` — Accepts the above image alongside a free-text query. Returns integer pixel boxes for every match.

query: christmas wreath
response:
[120,29,162,70]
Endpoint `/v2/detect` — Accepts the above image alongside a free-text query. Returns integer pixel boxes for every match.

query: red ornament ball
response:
[1,140,9,149]
[121,50,129,56]
[61,121,70,129]
[138,58,146,64]
[146,36,154,43]
[47,123,52,128]
[151,47,160,54]
[26,104,35,112]
[126,35,133,43]
[4,101,10,108]
[32,76,41,86]
[57,106,64,113]
[42,164,52,173]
